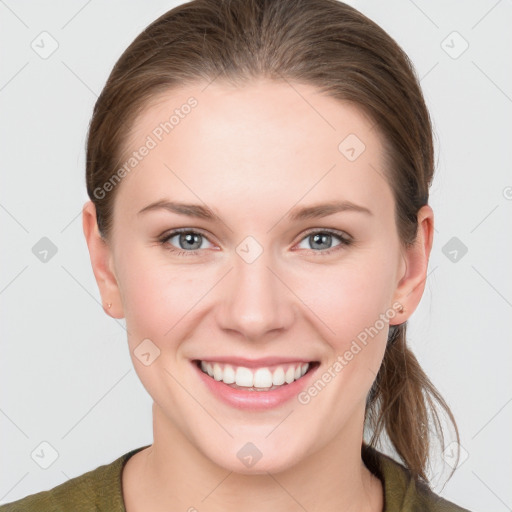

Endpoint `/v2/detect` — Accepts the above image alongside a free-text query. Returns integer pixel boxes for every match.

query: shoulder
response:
[0,446,149,512]
[362,444,473,512]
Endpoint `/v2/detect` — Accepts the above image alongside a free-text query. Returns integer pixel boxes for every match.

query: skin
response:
[82,79,433,512]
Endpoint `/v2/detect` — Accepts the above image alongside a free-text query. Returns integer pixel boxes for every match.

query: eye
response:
[158,228,214,256]
[295,229,352,255]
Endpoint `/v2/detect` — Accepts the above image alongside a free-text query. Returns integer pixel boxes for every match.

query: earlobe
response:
[390,204,434,325]
[82,201,124,319]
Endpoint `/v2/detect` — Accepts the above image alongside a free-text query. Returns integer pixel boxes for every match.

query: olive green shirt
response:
[0,444,471,511]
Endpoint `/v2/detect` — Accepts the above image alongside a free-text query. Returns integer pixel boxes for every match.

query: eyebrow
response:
[137,199,373,221]
[138,200,218,220]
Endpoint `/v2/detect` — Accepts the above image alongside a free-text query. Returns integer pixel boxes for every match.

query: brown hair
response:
[86,0,460,484]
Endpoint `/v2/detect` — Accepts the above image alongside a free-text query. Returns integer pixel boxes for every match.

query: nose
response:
[216,247,295,342]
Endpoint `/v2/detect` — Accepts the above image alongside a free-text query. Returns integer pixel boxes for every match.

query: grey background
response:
[1,1,511,510]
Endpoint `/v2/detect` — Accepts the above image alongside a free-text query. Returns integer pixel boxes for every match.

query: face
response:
[84,79,428,474]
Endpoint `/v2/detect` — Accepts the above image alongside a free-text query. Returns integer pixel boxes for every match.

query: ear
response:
[390,204,434,325]
[82,201,124,319]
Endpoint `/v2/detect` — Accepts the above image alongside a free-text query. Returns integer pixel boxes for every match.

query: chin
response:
[203,439,307,476]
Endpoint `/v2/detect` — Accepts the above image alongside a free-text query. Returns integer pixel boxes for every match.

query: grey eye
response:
[297,231,344,251]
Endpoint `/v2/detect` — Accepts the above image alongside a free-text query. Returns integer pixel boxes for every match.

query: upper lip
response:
[193,356,317,368]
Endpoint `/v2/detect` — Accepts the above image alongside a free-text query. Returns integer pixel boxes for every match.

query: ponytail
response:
[365,323,461,483]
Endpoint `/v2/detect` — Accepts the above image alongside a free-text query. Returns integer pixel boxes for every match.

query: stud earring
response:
[105,302,112,310]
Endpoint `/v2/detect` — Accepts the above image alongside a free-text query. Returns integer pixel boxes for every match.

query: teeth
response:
[273,367,285,386]
[222,364,235,384]
[213,363,222,381]
[235,366,254,387]
[199,360,310,389]
[285,366,295,384]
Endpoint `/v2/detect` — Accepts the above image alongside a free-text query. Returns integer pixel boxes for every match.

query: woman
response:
[1,0,472,510]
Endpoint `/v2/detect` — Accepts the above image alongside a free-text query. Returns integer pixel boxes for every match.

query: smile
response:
[192,359,320,410]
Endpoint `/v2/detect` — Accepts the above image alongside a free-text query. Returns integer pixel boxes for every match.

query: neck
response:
[123,403,383,512]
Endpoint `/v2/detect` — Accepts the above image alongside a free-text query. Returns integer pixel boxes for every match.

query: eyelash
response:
[157,227,353,257]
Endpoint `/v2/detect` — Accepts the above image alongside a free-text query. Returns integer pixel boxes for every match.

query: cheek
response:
[294,253,397,343]
[291,253,395,398]
[115,247,195,349]
[115,254,202,398]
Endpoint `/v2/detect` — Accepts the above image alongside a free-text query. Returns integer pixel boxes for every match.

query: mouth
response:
[192,359,320,409]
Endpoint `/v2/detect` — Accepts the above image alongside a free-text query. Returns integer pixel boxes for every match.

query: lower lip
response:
[192,360,319,410]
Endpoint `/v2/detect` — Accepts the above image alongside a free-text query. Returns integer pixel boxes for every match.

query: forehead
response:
[115,79,392,221]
